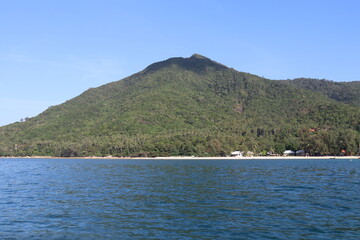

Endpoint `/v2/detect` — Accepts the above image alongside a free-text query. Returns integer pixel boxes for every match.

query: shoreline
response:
[1,156,359,160]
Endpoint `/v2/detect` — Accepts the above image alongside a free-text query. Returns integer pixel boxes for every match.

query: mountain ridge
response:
[279,78,360,106]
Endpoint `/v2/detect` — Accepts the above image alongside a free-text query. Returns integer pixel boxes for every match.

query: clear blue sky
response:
[1,0,360,126]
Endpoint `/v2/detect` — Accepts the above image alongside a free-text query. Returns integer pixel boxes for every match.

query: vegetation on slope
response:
[0,54,359,157]
[280,78,360,106]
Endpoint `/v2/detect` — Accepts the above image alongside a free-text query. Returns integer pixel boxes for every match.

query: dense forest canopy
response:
[1,54,359,157]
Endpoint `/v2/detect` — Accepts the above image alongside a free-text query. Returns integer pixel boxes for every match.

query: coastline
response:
[1,156,359,160]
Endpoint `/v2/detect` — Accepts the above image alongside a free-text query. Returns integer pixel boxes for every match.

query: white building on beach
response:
[230,151,243,157]
[283,150,295,156]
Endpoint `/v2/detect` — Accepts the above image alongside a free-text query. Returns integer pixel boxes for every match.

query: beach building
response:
[283,150,295,156]
[230,151,243,157]
[296,150,306,156]
[245,151,254,157]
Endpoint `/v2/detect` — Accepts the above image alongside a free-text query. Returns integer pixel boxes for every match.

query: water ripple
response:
[0,158,359,239]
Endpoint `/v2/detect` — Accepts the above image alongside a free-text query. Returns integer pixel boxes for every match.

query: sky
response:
[1,0,360,126]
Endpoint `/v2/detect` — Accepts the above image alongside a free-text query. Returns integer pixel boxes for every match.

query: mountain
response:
[1,54,359,157]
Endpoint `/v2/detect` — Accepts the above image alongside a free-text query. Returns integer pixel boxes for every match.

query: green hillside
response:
[280,78,360,106]
[1,54,359,157]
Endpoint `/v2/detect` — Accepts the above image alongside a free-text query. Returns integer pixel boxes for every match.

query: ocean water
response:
[0,158,359,239]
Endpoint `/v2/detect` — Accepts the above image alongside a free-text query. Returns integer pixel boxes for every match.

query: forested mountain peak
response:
[0,55,359,157]
[143,54,228,74]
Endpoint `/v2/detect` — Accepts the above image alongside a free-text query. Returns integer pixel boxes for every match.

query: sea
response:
[0,158,359,239]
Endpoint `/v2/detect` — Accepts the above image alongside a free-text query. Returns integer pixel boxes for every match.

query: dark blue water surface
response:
[0,158,359,239]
